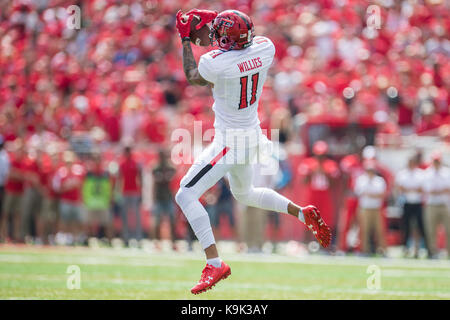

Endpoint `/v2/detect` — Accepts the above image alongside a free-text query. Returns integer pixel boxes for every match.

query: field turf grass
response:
[0,245,449,300]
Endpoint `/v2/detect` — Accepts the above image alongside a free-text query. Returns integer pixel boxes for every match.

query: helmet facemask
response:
[209,17,237,51]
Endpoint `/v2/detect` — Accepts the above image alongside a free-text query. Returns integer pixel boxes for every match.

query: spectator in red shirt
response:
[118,145,142,245]
[101,105,121,143]
[0,138,26,242]
[40,151,61,245]
[52,151,86,245]
[298,141,340,246]
[142,108,168,144]
[20,149,44,243]
[337,152,365,252]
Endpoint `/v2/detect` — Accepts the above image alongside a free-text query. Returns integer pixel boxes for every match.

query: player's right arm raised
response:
[181,40,208,86]
[176,10,209,86]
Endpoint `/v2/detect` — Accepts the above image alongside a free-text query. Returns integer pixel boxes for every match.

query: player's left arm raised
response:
[176,10,208,86]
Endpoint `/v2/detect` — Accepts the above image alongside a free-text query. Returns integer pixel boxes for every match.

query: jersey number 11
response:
[239,72,259,110]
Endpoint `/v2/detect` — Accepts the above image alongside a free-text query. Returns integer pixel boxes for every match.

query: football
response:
[189,15,211,47]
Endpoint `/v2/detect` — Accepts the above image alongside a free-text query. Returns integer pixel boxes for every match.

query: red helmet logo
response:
[221,18,234,27]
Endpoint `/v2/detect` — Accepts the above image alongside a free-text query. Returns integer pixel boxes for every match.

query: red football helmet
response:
[210,10,254,51]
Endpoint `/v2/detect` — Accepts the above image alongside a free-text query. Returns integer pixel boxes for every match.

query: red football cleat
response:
[191,261,231,294]
[302,205,332,248]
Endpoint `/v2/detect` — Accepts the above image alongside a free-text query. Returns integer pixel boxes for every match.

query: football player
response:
[175,9,332,294]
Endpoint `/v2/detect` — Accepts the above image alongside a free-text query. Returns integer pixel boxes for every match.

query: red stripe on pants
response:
[209,147,230,166]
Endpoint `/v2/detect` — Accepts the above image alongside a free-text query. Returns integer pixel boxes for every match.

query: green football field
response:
[1,245,449,300]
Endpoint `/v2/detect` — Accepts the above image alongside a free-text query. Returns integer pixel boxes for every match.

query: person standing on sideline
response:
[152,149,176,248]
[298,141,340,245]
[241,158,278,253]
[421,151,450,258]
[207,178,238,242]
[20,149,44,243]
[337,152,365,253]
[118,145,142,245]
[39,151,60,244]
[0,139,25,243]
[355,160,387,255]
[395,156,429,257]
[83,152,113,242]
[0,135,10,228]
[53,151,86,245]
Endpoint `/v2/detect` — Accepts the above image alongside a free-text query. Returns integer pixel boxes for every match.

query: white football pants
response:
[175,139,291,250]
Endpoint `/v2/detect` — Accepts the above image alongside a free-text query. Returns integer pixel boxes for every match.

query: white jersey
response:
[422,166,450,205]
[395,168,424,204]
[198,36,275,133]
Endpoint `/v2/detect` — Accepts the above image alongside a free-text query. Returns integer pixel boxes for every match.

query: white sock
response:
[298,207,305,223]
[206,257,222,268]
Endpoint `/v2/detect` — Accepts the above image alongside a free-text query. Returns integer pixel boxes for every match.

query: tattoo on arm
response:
[182,40,209,86]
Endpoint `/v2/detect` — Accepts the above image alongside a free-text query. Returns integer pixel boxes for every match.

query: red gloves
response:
[186,8,218,30]
[176,9,218,40]
[176,10,193,39]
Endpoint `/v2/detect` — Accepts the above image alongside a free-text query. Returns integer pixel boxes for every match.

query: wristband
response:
[181,37,190,42]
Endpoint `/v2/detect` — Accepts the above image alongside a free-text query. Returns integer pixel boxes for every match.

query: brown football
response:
[189,15,211,47]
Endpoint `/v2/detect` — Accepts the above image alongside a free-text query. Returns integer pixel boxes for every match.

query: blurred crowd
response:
[0,0,449,256]
[1,0,449,145]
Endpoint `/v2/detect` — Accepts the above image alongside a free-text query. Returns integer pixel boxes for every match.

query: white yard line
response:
[2,276,448,299]
[1,273,448,298]
[153,252,450,270]
[1,246,450,270]
[0,253,183,267]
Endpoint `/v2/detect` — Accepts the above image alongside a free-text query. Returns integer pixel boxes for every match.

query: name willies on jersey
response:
[237,57,262,73]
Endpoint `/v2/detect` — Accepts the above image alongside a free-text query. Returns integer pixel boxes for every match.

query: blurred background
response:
[0,0,449,259]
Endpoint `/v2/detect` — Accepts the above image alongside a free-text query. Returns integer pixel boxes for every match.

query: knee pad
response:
[175,187,196,210]
[175,187,211,230]
[231,189,258,207]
